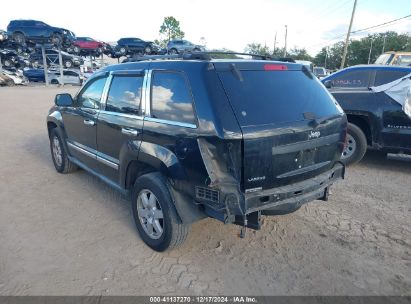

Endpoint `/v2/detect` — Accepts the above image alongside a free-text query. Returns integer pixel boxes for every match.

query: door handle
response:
[121,128,139,136]
[83,119,95,126]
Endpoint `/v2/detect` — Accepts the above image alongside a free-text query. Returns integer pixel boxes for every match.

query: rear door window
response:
[374,70,410,86]
[219,70,341,126]
[105,75,143,115]
[150,71,196,125]
[330,70,371,88]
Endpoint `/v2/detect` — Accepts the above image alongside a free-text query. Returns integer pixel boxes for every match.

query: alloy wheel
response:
[52,136,63,167]
[136,189,164,240]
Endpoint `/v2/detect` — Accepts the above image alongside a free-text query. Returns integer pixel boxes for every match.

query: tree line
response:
[154,17,411,69]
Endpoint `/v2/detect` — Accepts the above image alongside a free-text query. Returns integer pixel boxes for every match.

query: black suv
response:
[47,54,347,251]
[115,38,158,56]
[7,20,75,46]
[322,65,411,164]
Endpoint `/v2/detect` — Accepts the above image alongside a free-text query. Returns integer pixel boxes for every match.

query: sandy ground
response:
[0,86,410,296]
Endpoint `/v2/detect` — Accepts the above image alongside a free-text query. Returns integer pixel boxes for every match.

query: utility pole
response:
[283,25,288,57]
[273,32,277,55]
[367,38,374,64]
[382,34,386,53]
[324,47,328,69]
[340,0,357,69]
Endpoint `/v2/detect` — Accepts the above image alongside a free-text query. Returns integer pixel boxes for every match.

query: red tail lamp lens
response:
[264,64,288,71]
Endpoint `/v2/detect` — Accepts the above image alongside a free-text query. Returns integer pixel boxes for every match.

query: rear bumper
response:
[244,162,345,214]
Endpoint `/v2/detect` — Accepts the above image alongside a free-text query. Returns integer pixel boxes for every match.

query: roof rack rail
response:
[122,52,296,63]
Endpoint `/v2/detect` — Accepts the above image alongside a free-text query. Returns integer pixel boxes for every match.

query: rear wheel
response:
[49,129,78,173]
[73,46,81,54]
[13,32,25,44]
[132,173,189,252]
[3,59,13,68]
[169,48,178,55]
[341,123,367,165]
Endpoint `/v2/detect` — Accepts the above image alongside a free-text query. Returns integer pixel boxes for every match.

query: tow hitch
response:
[234,211,262,238]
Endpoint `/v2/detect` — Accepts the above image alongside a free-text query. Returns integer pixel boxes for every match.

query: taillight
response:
[264,64,288,71]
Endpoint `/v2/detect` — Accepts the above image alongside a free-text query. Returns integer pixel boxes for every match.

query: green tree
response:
[244,43,271,56]
[288,47,313,61]
[313,31,411,69]
[159,16,185,44]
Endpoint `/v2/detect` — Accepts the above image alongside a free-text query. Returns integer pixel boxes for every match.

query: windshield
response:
[394,55,411,66]
[375,54,394,65]
[218,70,342,126]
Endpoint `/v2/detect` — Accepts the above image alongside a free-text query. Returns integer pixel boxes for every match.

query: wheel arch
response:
[122,143,205,224]
[346,113,373,145]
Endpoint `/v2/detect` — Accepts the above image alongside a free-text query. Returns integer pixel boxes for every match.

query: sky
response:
[1,0,410,56]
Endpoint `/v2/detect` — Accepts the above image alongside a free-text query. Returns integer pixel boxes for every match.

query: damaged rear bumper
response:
[244,162,345,215]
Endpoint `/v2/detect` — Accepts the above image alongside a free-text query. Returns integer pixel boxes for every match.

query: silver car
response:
[167,40,205,54]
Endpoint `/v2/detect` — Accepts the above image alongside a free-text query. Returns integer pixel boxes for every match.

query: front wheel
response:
[132,173,189,252]
[51,33,62,46]
[49,129,78,173]
[341,123,367,165]
[64,60,73,68]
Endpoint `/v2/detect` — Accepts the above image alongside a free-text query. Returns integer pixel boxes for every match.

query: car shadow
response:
[358,150,411,173]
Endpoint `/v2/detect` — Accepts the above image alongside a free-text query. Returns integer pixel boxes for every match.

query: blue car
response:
[7,20,75,47]
[322,65,411,164]
[23,69,46,82]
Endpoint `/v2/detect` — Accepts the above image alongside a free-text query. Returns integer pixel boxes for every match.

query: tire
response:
[131,172,189,252]
[49,129,78,173]
[169,48,178,55]
[50,79,59,85]
[73,46,80,54]
[144,45,152,54]
[119,47,127,55]
[341,123,367,165]
[13,32,25,45]
[3,59,12,68]
[51,33,62,46]
[64,60,73,68]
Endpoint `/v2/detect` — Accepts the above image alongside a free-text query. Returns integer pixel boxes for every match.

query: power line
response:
[309,13,411,49]
[351,14,411,34]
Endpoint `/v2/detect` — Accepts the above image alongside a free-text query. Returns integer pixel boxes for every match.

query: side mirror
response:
[55,93,74,106]
[324,80,332,89]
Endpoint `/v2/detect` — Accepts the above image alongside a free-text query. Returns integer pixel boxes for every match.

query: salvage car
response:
[115,37,158,56]
[167,39,205,54]
[46,53,347,251]
[49,70,81,85]
[7,20,75,46]
[29,49,83,68]
[71,37,110,55]
[375,51,411,67]
[0,50,28,69]
[322,65,411,164]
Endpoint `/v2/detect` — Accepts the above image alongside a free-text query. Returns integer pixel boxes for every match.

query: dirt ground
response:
[0,86,410,296]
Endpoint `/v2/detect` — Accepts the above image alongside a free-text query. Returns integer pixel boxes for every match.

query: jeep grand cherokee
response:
[47,53,347,251]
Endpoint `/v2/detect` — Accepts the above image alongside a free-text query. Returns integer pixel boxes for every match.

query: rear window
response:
[374,70,410,86]
[219,70,341,126]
